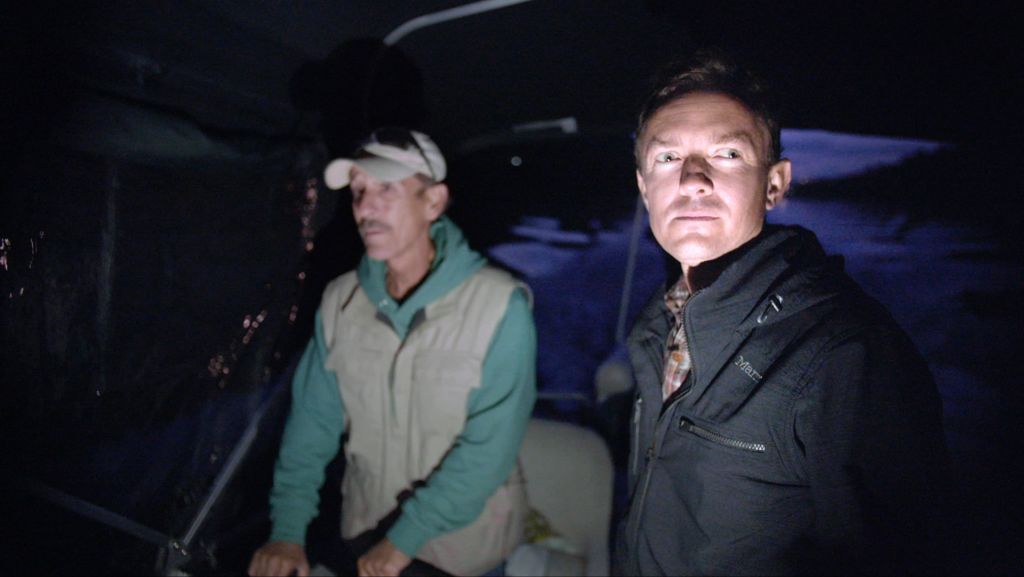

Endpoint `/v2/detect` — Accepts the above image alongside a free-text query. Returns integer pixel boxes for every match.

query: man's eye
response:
[654,152,678,163]
[716,149,741,159]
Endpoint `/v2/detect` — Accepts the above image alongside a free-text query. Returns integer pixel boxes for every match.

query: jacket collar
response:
[631,224,844,404]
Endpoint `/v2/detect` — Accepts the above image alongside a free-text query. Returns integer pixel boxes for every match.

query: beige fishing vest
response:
[319,266,529,576]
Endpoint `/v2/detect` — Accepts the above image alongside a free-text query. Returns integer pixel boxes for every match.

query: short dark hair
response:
[635,50,782,167]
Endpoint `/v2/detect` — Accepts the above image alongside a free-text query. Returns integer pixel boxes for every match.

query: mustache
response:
[358,220,390,235]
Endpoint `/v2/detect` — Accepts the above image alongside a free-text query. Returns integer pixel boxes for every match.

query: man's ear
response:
[636,169,650,210]
[765,159,791,210]
[425,182,449,219]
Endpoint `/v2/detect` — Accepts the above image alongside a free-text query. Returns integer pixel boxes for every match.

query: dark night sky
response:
[4,1,1022,153]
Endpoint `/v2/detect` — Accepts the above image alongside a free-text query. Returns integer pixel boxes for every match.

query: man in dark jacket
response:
[615,52,951,575]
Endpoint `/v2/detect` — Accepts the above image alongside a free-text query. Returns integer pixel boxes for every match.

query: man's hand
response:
[248,541,310,577]
[357,538,412,577]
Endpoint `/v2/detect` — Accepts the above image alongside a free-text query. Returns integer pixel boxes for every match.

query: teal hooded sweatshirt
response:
[268,216,537,558]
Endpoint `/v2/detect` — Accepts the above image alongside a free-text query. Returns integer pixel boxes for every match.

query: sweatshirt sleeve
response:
[268,309,345,545]
[386,288,537,557]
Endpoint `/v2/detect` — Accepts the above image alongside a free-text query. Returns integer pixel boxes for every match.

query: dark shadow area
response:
[0,1,90,194]
[290,37,429,159]
[447,131,639,252]
[789,140,1024,576]
[0,142,320,574]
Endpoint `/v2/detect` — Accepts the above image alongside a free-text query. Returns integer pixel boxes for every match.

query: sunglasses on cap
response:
[361,127,437,182]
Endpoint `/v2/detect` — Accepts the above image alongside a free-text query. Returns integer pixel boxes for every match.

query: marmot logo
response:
[733,355,763,383]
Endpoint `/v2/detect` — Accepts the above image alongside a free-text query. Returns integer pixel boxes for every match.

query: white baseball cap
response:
[323,127,447,190]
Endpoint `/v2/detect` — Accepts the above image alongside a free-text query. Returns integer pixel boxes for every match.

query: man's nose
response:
[352,189,378,217]
[679,157,712,196]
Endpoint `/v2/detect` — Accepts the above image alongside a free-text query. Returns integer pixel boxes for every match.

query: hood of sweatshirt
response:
[356,215,487,339]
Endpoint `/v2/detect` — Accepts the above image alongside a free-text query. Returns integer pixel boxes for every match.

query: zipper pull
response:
[757,294,784,324]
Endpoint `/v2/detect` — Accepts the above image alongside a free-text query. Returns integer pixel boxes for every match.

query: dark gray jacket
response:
[617,225,950,576]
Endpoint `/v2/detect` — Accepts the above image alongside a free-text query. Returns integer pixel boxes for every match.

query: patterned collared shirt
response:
[662,277,692,401]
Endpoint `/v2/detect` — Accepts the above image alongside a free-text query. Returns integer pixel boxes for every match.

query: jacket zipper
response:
[678,417,767,452]
[629,287,704,559]
[629,392,686,559]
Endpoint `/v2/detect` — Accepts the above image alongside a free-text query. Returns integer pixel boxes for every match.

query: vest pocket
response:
[411,350,480,425]
[410,350,482,475]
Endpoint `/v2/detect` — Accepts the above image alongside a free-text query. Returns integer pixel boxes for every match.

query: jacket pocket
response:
[677,417,767,453]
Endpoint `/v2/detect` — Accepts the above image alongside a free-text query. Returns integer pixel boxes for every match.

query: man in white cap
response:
[249,128,536,577]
